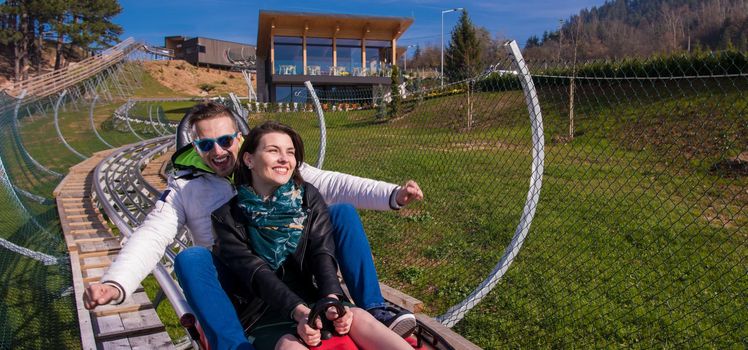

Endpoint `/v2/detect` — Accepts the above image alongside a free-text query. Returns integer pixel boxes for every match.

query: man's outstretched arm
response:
[84,178,187,308]
[300,163,423,210]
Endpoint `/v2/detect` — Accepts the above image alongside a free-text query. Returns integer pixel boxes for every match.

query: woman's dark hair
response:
[235,120,305,187]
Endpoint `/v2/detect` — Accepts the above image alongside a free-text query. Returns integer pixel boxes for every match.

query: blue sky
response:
[116,0,608,51]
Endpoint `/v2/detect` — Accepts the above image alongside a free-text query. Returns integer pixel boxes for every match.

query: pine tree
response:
[68,0,122,56]
[526,35,541,48]
[444,10,481,82]
[0,0,122,78]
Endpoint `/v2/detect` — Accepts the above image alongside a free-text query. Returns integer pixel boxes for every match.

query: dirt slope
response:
[141,60,252,97]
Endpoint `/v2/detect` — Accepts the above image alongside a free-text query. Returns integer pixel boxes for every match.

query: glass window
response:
[307,37,332,45]
[307,37,333,75]
[365,47,380,75]
[366,40,390,48]
[337,38,360,46]
[336,39,362,76]
[364,40,392,75]
[275,85,293,102]
[275,36,302,44]
[198,45,206,53]
[274,36,302,74]
[291,86,309,103]
[275,85,311,103]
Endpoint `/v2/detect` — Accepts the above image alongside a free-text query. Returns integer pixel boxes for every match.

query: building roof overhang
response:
[257,10,413,57]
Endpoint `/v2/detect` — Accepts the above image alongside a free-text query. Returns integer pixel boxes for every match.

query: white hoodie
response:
[100,162,401,301]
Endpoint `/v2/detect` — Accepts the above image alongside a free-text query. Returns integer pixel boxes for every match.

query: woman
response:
[212,121,411,350]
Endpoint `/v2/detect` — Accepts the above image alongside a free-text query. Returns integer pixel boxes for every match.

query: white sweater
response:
[100,162,400,301]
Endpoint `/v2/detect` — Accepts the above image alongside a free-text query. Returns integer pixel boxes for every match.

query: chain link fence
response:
[252,45,747,348]
[0,40,745,349]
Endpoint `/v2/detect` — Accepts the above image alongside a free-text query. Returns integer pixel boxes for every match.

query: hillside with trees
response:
[0,0,122,84]
[524,0,748,61]
[408,0,747,78]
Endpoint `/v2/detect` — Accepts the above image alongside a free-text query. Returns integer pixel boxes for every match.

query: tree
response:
[0,0,55,81]
[521,0,748,60]
[1,0,30,81]
[68,0,122,54]
[476,26,505,70]
[388,65,401,119]
[0,0,121,80]
[408,44,440,69]
[444,10,481,82]
[526,35,541,48]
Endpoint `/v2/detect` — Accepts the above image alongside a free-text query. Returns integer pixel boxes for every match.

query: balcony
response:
[274,63,394,77]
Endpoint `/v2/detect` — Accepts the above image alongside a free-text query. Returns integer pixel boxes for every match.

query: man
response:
[83,102,424,349]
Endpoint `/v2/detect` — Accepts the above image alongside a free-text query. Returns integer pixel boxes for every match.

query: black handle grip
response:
[307,297,347,328]
[303,297,347,345]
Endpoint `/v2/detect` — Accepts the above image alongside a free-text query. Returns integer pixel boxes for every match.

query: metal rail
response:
[436,40,545,327]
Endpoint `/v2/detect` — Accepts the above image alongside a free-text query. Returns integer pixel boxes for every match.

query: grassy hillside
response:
[253,80,746,348]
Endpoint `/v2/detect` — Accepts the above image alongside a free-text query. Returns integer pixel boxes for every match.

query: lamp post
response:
[441,7,463,87]
[404,44,417,72]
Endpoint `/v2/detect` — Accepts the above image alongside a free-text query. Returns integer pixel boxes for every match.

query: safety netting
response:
[0,52,157,348]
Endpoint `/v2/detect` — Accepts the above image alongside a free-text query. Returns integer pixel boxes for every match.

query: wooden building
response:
[164,36,256,69]
[255,11,413,102]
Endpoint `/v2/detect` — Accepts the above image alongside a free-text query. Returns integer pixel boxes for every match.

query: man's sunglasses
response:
[193,132,239,153]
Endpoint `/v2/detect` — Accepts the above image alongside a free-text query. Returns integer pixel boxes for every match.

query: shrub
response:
[388,65,402,119]
[198,83,215,93]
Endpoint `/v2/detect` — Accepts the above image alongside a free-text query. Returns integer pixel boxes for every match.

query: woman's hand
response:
[293,304,322,346]
[326,305,352,335]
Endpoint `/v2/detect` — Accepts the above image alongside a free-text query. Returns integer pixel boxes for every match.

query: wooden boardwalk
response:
[54,149,174,350]
[141,149,173,192]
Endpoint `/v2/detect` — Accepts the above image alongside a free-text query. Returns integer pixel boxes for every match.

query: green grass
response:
[129,68,192,99]
[0,63,193,348]
[0,185,79,349]
[3,67,746,349]
[256,85,746,348]
[129,100,196,123]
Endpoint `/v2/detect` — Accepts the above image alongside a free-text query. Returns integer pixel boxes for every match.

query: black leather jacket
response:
[211,182,344,329]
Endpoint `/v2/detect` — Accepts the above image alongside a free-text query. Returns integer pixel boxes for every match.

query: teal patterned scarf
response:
[237,181,307,271]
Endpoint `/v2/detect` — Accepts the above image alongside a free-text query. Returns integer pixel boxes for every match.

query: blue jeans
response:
[173,203,384,349]
[174,247,255,350]
[328,203,386,310]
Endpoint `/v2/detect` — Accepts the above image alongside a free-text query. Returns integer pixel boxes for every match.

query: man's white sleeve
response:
[100,177,186,301]
[299,163,399,211]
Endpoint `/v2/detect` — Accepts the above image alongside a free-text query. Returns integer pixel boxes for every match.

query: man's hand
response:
[293,304,322,346]
[83,283,120,310]
[326,305,352,335]
[396,180,424,207]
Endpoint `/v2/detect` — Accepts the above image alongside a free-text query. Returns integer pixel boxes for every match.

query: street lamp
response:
[441,7,463,87]
[404,44,417,71]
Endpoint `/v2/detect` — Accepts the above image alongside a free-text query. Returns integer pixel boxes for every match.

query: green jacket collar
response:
[172,144,215,174]
[171,140,242,183]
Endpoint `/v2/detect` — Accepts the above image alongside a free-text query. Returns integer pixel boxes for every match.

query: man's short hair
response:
[187,101,238,139]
